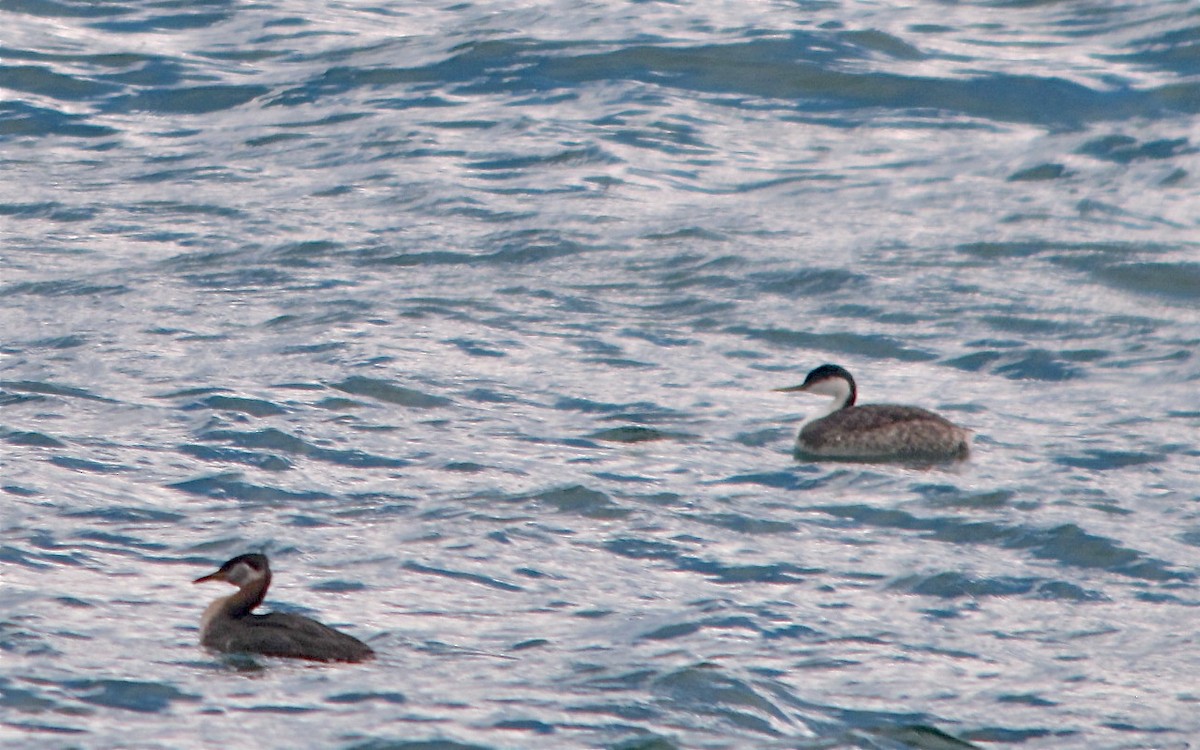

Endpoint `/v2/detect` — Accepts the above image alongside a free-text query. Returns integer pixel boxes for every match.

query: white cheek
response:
[810,378,851,402]
[227,562,262,586]
[807,380,840,397]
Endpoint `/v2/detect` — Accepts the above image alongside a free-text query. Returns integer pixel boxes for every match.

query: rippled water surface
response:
[2,1,1199,748]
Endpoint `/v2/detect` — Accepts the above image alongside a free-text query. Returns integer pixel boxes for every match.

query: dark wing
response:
[800,404,968,459]
[206,612,374,662]
[818,404,946,430]
[251,613,374,662]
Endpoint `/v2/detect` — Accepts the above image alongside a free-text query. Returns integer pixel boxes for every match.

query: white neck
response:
[816,396,842,418]
[797,387,850,434]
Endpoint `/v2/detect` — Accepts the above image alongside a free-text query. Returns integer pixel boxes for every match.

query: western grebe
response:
[193,553,374,663]
[776,364,970,461]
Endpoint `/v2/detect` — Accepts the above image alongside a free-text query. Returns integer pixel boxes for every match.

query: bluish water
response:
[2,1,1199,748]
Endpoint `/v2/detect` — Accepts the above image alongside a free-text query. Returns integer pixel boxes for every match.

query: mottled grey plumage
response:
[194,553,374,663]
[798,403,970,460]
[778,364,970,462]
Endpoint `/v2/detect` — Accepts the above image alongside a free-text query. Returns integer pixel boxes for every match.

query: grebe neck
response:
[821,375,856,413]
[228,571,270,618]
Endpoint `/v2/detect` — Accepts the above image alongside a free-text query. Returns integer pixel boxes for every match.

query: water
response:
[2,0,1199,747]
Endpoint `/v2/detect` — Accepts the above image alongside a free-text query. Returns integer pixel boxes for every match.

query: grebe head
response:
[775,363,857,411]
[193,553,270,588]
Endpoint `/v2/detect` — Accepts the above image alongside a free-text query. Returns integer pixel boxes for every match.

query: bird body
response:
[778,364,970,462]
[193,553,374,663]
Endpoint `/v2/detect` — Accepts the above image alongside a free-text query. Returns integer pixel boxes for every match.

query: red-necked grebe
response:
[193,553,374,663]
[776,364,970,461]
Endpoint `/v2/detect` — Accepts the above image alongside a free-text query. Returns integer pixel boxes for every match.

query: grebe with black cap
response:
[776,364,970,461]
[193,553,374,663]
